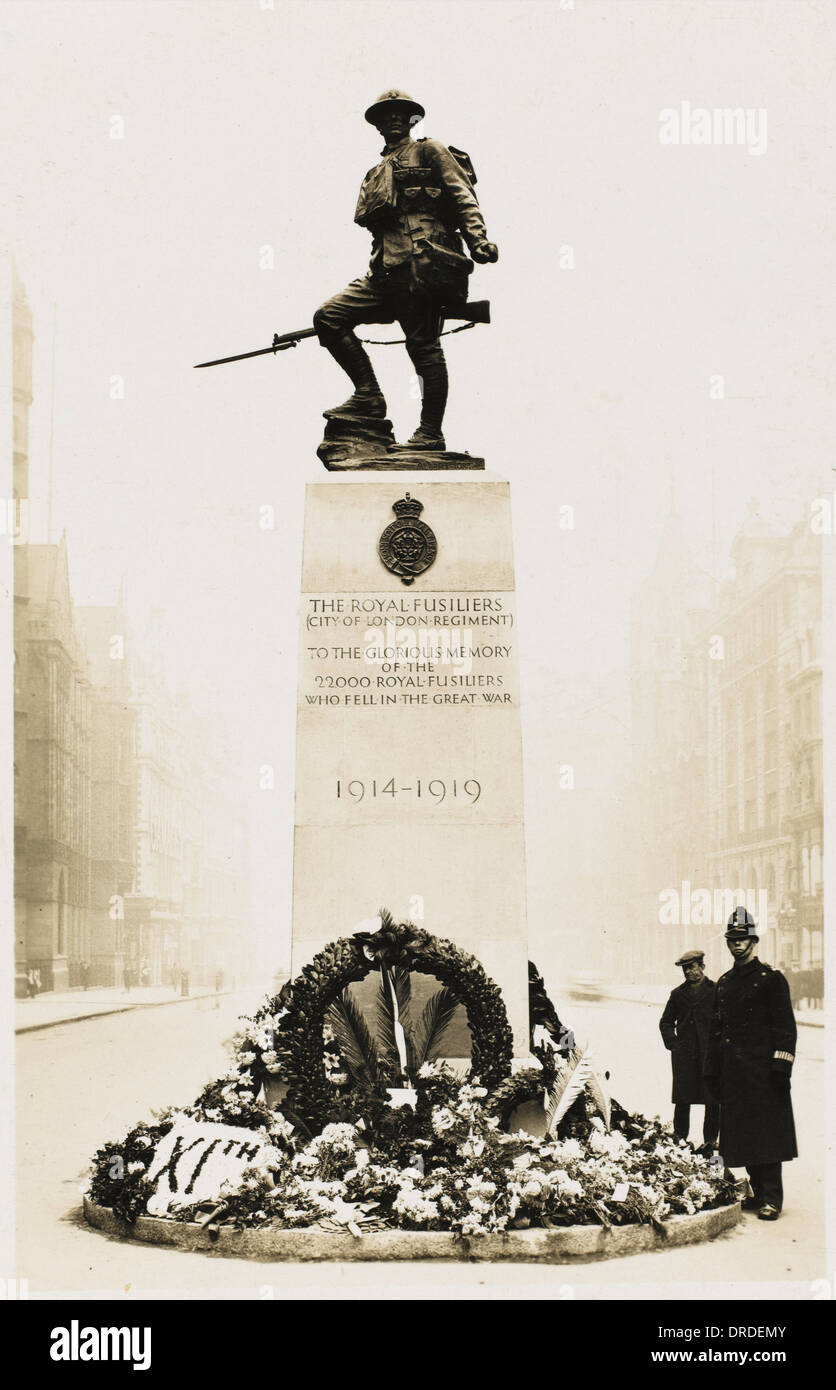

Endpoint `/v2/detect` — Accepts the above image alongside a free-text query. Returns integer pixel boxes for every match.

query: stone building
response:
[18,539,93,992]
[626,512,714,981]
[75,601,137,986]
[13,267,34,996]
[120,614,252,990]
[12,276,252,995]
[122,612,188,987]
[706,508,823,981]
[626,502,823,992]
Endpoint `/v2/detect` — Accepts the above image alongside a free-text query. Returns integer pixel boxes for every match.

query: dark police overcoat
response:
[659,978,716,1103]
[703,958,798,1168]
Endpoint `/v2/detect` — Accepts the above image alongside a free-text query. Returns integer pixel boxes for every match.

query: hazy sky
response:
[5,0,835,968]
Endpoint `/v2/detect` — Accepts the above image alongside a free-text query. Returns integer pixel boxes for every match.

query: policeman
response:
[704,907,798,1220]
[659,949,719,1151]
[313,90,498,451]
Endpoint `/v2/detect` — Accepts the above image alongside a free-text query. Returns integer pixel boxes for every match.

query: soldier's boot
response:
[402,359,447,451]
[322,332,387,419]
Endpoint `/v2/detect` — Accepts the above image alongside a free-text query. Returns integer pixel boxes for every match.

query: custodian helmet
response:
[725,905,759,940]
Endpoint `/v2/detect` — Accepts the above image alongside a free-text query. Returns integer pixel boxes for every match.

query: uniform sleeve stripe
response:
[773,1050,794,1063]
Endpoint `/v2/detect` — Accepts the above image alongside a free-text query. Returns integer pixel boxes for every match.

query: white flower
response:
[556,1139,584,1162]
[239,1051,257,1065]
[393,1187,439,1225]
[466,1177,496,1200]
[431,1107,457,1136]
[551,1170,583,1199]
[459,1133,485,1160]
[417,1061,438,1079]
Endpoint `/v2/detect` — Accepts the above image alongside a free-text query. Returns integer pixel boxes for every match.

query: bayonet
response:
[193,301,490,369]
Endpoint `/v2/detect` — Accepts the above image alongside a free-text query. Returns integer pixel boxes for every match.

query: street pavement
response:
[15,992,826,1300]
[15,984,224,1033]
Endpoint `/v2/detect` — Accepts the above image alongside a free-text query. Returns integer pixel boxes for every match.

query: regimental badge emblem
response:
[378,493,438,586]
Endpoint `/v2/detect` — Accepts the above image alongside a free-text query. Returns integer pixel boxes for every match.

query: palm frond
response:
[544,1045,612,1135]
[375,965,414,1077]
[544,1047,591,1136]
[325,989,380,1085]
[411,986,460,1066]
[584,1056,612,1132]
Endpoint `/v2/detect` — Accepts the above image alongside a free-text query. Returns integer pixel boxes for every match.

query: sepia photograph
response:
[1,0,833,1356]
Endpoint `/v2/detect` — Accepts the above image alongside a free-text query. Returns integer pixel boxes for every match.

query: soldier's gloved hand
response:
[770,1070,791,1094]
[472,241,499,264]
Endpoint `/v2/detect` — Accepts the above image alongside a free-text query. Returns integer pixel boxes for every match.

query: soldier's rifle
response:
[193,300,490,369]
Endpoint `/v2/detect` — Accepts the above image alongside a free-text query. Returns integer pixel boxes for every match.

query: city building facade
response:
[626,505,823,997]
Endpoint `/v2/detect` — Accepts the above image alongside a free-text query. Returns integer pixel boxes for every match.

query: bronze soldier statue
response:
[313,89,499,453]
[659,949,719,1152]
[704,907,798,1221]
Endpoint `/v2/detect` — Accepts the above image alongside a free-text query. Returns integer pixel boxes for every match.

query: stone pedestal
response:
[317,413,396,468]
[324,450,485,473]
[290,472,529,1056]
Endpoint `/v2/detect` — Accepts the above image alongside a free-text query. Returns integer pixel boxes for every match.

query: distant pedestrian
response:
[34,968,41,993]
[704,908,797,1221]
[180,969,190,997]
[659,949,719,1151]
[81,960,91,991]
[124,964,132,994]
[26,968,37,999]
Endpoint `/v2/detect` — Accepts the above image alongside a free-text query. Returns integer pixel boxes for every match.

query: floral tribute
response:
[86,917,737,1240]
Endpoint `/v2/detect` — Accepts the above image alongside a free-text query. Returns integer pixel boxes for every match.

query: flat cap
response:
[675,949,705,967]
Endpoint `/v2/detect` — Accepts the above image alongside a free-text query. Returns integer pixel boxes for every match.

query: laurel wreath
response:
[250,914,515,1133]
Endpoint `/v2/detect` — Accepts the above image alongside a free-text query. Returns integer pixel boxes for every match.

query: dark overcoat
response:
[703,958,798,1168]
[659,978,717,1103]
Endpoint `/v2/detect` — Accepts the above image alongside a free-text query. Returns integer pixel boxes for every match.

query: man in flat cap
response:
[703,907,798,1220]
[313,89,498,451]
[659,949,719,1151]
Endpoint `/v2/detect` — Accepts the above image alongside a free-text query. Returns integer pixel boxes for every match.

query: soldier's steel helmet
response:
[675,949,705,967]
[365,89,425,126]
[725,905,759,939]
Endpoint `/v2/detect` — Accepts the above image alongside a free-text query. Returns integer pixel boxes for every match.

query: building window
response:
[811,844,822,894]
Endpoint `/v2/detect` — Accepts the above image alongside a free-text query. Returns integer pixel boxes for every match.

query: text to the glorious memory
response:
[300,591,519,709]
